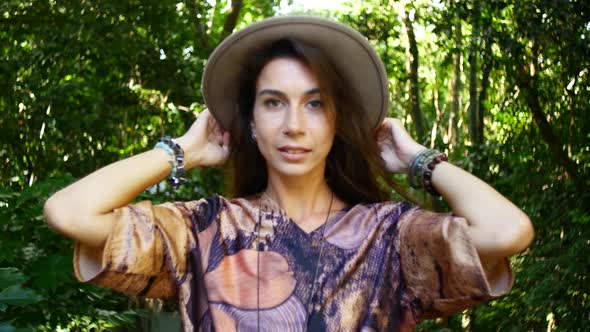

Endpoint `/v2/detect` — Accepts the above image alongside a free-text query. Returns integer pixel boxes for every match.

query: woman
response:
[44,16,534,331]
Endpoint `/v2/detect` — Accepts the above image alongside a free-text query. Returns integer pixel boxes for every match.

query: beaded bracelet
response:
[408,149,448,196]
[408,149,439,189]
[154,136,186,189]
[420,152,448,196]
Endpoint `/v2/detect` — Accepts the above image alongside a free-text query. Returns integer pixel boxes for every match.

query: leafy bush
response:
[0,178,146,331]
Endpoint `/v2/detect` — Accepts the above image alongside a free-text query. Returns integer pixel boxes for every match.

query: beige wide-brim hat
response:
[202,15,389,130]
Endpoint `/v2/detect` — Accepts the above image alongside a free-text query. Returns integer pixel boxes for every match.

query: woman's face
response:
[252,57,336,180]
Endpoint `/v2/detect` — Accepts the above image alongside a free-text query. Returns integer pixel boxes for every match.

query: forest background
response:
[1,0,588,331]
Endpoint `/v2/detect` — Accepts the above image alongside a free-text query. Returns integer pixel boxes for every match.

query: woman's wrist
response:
[407,149,448,196]
[400,144,427,172]
[174,136,202,170]
[154,136,187,188]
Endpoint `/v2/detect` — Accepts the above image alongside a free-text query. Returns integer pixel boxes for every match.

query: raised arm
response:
[376,118,534,261]
[43,109,230,248]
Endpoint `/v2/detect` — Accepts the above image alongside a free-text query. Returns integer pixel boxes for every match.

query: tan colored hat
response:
[202,15,389,130]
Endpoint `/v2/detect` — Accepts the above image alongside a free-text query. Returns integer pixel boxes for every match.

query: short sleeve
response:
[398,207,514,319]
[73,200,204,299]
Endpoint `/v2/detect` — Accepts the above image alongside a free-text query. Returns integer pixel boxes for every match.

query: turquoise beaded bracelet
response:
[154,136,186,189]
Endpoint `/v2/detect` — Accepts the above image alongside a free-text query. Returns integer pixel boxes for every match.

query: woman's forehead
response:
[255,57,320,94]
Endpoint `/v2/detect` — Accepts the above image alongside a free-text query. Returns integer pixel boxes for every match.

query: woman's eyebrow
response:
[257,88,321,97]
[257,89,286,98]
[305,88,320,96]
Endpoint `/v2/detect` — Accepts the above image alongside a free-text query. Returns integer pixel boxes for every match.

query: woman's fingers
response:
[202,109,231,164]
[375,122,394,149]
[375,118,425,173]
[202,110,227,145]
[384,118,423,153]
[175,108,231,168]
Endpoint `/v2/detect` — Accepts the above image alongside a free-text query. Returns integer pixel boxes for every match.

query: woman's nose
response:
[282,107,305,136]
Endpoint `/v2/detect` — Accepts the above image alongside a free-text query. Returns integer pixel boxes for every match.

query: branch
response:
[187,0,210,53]
[220,0,244,41]
[401,9,425,140]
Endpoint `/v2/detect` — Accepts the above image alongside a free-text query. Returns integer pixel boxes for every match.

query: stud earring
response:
[251,131,257,141]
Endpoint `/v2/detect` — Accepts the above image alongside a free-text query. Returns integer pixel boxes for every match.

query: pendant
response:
[306,308,326,331]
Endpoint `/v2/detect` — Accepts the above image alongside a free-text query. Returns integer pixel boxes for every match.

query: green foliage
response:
[0,268,43,331]
[0,178,147,330]
[0,0,280,190]
[0,283,43,307]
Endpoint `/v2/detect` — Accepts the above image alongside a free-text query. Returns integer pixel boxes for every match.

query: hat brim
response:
[202,16,389,130]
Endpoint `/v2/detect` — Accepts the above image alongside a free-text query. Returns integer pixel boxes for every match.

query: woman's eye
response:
[264,99,283,108]
[307,100,323,110]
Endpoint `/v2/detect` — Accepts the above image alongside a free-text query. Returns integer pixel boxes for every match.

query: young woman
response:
[44,16,534,331]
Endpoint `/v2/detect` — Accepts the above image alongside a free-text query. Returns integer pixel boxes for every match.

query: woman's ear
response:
[250,121,257,141]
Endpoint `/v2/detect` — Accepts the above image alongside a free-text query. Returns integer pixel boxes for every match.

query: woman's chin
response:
[268,163,324,180]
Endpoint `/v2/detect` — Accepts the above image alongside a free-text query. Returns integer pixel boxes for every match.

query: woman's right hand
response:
[175,109,231,169]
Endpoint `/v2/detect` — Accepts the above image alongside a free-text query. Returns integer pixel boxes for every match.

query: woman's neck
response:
[264,173,334,226]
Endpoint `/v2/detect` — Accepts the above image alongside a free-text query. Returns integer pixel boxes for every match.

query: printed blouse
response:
[74,194,513,331]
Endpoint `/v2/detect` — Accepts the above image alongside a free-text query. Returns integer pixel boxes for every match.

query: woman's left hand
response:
[375,118,425,173]
[376,120,534,262]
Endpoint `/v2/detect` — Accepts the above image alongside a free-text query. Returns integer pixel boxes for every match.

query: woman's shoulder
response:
[321,200,413,240]
[343,200,413,221]
[193,194,265,220]
[316,200,412,250]
[180,194,257,210]
[217,194,263,211]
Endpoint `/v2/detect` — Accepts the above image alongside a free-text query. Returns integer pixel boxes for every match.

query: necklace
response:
[256,191,335,331]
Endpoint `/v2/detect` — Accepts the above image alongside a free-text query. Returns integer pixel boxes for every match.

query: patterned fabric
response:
[73,194,513,331]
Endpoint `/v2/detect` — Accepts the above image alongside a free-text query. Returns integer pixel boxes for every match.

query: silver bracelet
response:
[154,136,185,189]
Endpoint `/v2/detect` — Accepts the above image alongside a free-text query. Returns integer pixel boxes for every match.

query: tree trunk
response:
[477,35,492,144]
[187,0,210,53]
[566,73,578,158]
[518,44,579,181]
[468,0,481,145]
[430,88,443,148]
[220,0,244,40]
[449,0,462,148]
[187,0,244,53]
[402,10,425,140]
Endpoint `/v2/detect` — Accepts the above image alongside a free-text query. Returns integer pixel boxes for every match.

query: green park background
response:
[1,0,588,331]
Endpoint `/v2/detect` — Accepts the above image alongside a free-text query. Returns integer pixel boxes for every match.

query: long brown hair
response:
[226,38,391,205]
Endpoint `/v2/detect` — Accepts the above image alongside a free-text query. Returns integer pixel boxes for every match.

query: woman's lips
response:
[277,146,311,161]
